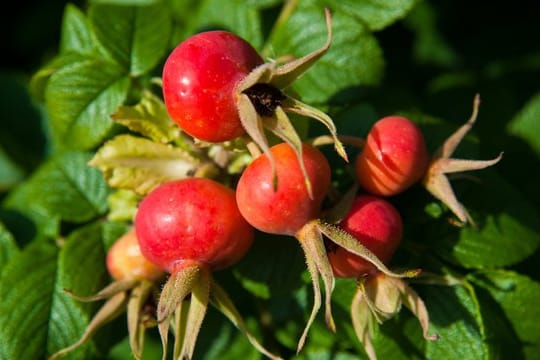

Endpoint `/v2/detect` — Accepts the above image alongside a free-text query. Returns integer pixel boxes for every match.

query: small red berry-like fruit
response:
[236,142,331,236]
[135,177,254,272]
[134,178,281,360]
[106,230,164,282]
[355,116,429,196]
[162,31,264,142]
[328,195,403,278]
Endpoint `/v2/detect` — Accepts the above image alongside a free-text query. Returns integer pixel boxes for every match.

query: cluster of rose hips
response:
[52,9,501,360]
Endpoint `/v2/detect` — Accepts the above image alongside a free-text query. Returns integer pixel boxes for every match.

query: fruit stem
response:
[310,134,365,149]
[242,135,262,159]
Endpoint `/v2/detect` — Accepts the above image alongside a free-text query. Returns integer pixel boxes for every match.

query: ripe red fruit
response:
[236,142,331,236]
[328,195,403,278]
[134,178,282,360]
[355,116,429,196]
[162,31,264,142]
[106,230,164,282]
[135,177,254,272]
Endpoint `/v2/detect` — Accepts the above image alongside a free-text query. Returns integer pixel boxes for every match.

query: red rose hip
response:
[328,195,403,278]
[135,177,254,272]
[162,31,264,142]
[236,142,331,236]
[355,116,429,196]
[106,230,164,282]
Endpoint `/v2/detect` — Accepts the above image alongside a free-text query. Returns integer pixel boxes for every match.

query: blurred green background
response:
[1,1,539,358]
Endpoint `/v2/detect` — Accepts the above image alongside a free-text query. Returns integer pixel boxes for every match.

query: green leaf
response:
[372,314,427,360]
[91,0,160,5]
[0,221,19,274]
[471,270,540,358]
[111,91,179,143]
[0,73,48,170]
[181,0,266,49]
[30,53,87,101]
[269,1,384,104]
[0,145,24,192]
[89,134,200,195]
[47,222,110,358]
[0,241,58,360]
[196,308,261,360]
[45,57,130,150]
[60,4,96,55]
[89,3,172,76]
[325,0,420,31]
[403,1,459,68]
[233,232,305,299]
[422,285,489,360]
[430,170,540,269]
[508,92,540,158]
[3,151,109,225]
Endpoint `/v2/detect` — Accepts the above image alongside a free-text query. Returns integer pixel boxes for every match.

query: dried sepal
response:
[322,184,359,224]
[49,292,128,360]
[282,96,348,162]
[265,106,313,197]
[363,274,402,321]
[179,266,211,360]
[295,221,336,353]
[127,280,155,360]
[315,219,421,279]
[423,94,503,225]
[350,284,377,360]
[349,274,438,360]
[271,8,333,88]
[156,264,283,360]
[234,8,347,195]
[63,278,136,302]
[237,94,277,185]
[391,278,439,341]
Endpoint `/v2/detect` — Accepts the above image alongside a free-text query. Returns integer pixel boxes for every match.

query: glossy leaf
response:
[431,170,540,268]
[45,57,129,150]
[0,146,23,192]
[0,241,58,360]
[172,0,267,49]
[269,1,384,104]
[325,0,420,31]
[89,3,172,76]
[0,221,18,274]
[422,285,489,359]
[8,152,108,224]
[471,270,540,359]
[47,222,110,358]
[60,3,95,55]
[508,92,540,158]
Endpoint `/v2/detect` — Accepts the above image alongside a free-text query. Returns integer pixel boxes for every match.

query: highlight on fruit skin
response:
[135,177,254,273]
[322,194,437,360]
[162,30,264,142]
[327,194,403,278]
[355,115,430,197]
[106,229,165,282]
[236,142,331,236]
[133,177,282,360]
[49,230,166,360]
